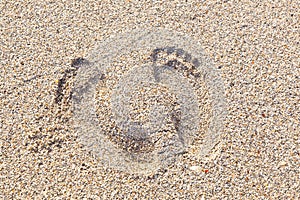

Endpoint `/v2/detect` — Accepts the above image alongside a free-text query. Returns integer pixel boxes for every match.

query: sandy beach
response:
[1,0,299,199]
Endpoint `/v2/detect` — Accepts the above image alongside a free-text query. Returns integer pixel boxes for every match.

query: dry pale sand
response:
[1,0,299,199]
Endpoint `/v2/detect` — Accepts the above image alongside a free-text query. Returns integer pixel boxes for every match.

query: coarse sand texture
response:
[1,0,299,199]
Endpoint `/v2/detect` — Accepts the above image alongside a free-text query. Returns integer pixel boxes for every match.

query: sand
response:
[1,0,299,199]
